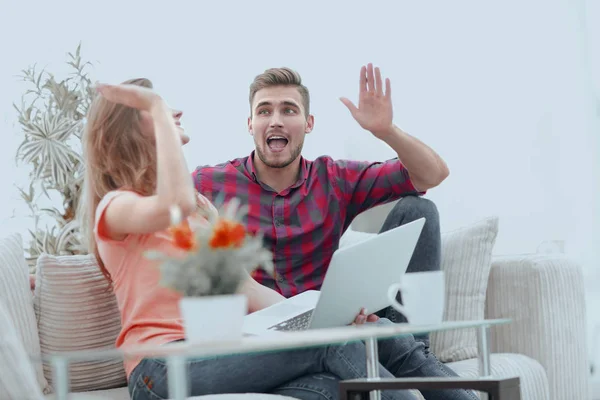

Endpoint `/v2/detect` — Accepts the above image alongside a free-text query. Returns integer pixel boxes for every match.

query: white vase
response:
[179,294,247,343]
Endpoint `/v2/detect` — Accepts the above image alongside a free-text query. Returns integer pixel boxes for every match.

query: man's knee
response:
[386,196,439,226]
[379,195,441,273]
[272,373,340,400]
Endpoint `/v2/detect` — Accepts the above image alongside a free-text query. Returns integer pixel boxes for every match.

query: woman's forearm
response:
[238,277,286,313]
[152,101,196,216]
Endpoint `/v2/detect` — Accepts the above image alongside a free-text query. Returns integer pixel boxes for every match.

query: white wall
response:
[1,0,599,353]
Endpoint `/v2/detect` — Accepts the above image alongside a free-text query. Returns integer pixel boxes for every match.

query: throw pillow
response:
[430,216,499,362]
[0,301,45,400]
[0,233,49,394]
[33,253,127,392]
[339,227,375,249]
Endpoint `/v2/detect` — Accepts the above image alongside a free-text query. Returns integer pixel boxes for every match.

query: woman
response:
[82,79,476,400]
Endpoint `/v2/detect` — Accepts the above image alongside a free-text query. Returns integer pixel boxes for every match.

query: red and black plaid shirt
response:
[193,151,422,298]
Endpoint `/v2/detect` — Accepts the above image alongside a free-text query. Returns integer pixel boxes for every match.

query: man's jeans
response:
[375,195,442,347]
[128,319,477,400]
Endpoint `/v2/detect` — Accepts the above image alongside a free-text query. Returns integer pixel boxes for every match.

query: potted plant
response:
[13,44,94,271]
[145,197,275,342]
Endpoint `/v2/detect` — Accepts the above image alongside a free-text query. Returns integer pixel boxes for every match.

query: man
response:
[194,64,447,332]
[192,65,474,400]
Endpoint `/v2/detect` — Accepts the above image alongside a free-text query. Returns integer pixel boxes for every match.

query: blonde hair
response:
[249,67,310,116]
[80,78,157,282]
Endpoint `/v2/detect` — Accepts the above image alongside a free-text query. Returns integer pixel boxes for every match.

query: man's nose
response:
[269,111,283,127]
[172,109,183,119]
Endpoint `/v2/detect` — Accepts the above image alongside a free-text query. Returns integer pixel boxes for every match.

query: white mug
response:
[387,270,446,326]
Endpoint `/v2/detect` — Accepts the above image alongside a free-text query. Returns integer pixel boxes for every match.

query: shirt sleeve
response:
[191,166,202,192]
[192,165,213,199]
[331,158,426,219]
[94,190,131,245]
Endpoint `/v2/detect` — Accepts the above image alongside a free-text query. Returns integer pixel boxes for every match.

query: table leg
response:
[167,355,188,400]
[365,337,381,400]
[477,325,492,400]
[51,357,69,400]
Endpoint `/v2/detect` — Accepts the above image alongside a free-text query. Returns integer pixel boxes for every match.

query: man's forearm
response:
[378,125,449,191]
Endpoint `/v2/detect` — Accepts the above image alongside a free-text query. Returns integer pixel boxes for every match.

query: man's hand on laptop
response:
[352,307,379,325]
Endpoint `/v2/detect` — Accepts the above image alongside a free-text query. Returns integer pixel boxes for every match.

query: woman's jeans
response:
[128,319,477,400]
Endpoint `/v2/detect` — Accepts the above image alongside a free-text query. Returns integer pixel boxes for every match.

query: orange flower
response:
[209,219,246,249]
[169,220,197,251]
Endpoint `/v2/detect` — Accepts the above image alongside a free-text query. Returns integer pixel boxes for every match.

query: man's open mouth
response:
[267,136,288,151]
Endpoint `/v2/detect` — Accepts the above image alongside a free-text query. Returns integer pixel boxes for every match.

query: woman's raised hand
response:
[96,83,164,112]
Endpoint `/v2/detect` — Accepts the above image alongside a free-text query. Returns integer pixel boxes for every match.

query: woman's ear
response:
[139,110,154,137]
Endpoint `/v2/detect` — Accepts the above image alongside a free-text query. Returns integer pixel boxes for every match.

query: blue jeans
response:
[128,319,477,400]
[376,196,442,349]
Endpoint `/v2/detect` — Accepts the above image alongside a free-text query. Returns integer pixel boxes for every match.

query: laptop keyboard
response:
[268,309,314,331]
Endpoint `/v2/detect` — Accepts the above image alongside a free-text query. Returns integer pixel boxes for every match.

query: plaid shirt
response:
[193,151,422,298]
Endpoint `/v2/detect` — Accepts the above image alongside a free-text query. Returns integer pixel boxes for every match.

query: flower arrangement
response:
[145,198,274,297]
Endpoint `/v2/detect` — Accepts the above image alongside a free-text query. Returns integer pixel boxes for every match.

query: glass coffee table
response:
[41,319,514,400]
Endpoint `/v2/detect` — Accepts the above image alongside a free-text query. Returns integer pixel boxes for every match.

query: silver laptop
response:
[242,218,426,335]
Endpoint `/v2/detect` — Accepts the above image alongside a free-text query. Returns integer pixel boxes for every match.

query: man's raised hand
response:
[340,63,394,139]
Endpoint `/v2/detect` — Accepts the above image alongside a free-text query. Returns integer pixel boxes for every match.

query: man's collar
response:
[293,156,309,188]
[245,151,259,182]
[245,150,309,187]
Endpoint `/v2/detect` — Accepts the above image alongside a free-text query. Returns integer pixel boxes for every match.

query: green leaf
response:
[13,44,96,262]
[144,250,168,260]
[41,207,63,219]
[35,68,43,89]
[18,140,44,163]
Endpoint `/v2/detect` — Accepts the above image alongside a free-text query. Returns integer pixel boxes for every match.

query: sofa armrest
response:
[485,254,588,400]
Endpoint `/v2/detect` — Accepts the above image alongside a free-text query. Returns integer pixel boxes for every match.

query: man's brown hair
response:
[249,67,310,117]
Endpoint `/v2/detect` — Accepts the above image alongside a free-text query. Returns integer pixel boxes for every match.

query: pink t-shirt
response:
[94,190,211,379]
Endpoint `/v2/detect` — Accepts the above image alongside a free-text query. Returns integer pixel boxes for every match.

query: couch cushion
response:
[44,388,416,400]
[486,255,588,400]
[0,233,49,394]
[445,353,549,400]
[339,228,375,249]
[43,386,129,400]
[34,254,126,393]
[430,216,499,362]
[44,386,299,400]
[0,301,45,399]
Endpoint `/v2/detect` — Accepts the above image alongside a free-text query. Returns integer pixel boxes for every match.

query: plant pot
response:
[179,294,248,343]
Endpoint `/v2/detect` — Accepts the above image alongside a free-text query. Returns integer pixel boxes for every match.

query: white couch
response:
[0,210,590,400]
[349,202,590,400]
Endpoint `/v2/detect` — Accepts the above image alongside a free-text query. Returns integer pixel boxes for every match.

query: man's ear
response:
[305,114,315,134]
[247,116,253,135]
